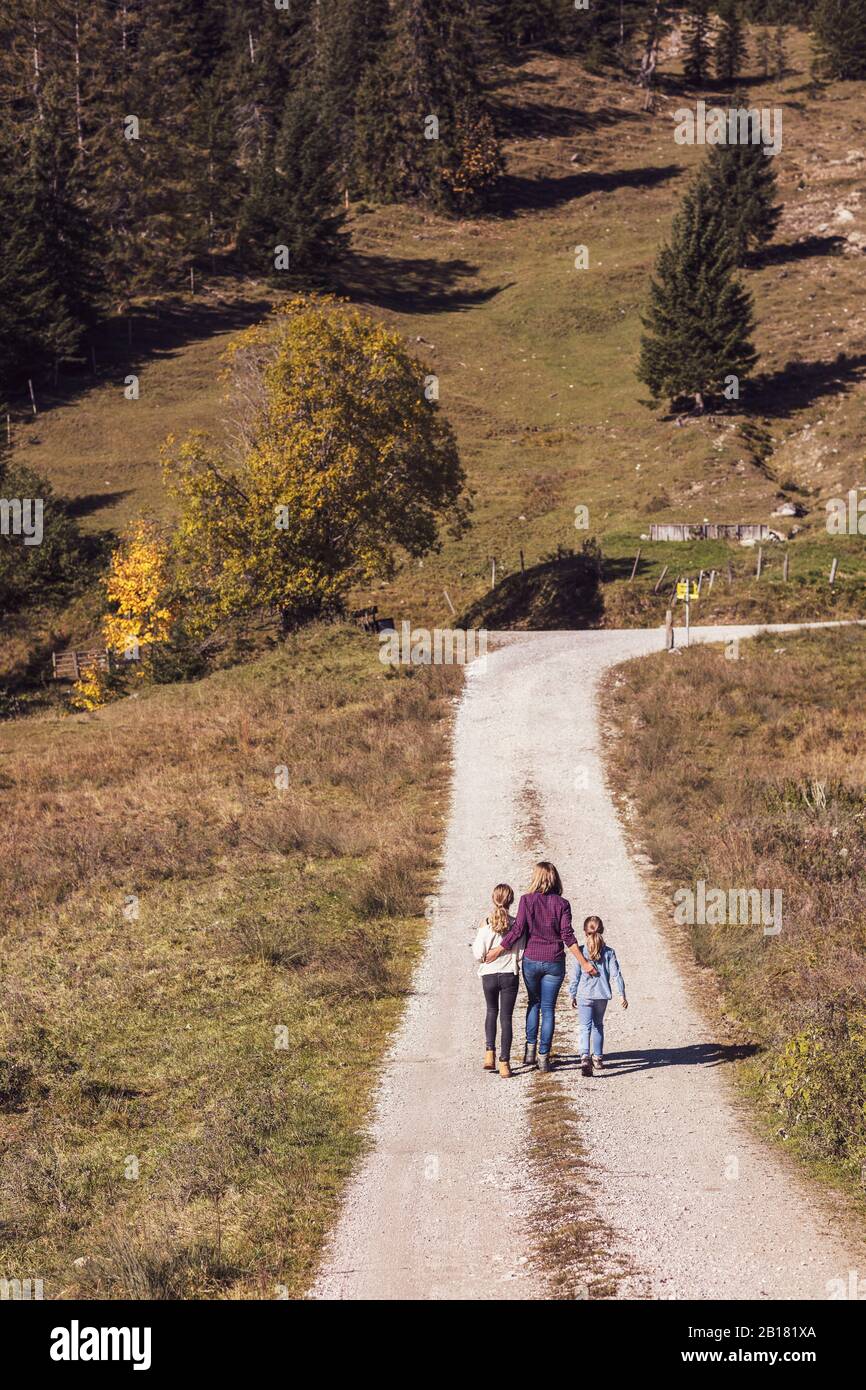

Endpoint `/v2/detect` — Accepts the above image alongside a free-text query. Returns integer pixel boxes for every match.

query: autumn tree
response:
[163,296,470,634]
[103,520,176,659]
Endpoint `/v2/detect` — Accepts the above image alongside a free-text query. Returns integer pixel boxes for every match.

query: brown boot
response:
[484,1049,496,1071]
[499,1059,513,1079]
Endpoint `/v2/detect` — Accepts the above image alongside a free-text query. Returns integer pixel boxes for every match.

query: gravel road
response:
[312,625,864,1301]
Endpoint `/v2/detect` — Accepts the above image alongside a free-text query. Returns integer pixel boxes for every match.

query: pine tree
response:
[701,133,782,264]
[237,85,346,278]
[771,25,788,78]
[312,0,390,195]
[637,176,758,411]
[755,28,771,77]
[354,0,502,212]
[1,78,103,376]
[187,75,242,266]
[813,0,866,80]
[488,0,563,50]
[715,0,748,83]
[684,1,712,85]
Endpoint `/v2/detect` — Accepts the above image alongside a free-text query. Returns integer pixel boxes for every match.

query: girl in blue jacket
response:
[568,915,628,1076]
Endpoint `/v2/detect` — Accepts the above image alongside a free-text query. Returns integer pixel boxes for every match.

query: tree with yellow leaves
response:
[163,295,470,634]
[103,520,176,661]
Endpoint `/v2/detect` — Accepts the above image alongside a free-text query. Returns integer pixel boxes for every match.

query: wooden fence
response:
[650,523,771,543]
[50,648,113,681]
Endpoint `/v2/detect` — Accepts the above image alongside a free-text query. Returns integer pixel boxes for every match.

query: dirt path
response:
[313,626,864,1301]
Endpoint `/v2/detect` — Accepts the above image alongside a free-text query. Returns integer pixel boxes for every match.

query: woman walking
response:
[472,884,524,1078]
[486,862,597,1072]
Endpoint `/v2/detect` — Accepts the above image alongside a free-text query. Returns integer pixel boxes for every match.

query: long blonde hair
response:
[489,883,514,934]
[583,915,605,960]
[528,861,562,896]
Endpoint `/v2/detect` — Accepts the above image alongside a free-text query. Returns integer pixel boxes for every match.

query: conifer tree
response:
[755,28,771,77]
[354,0,503,212]
[701,131,782,264]
[637,176,758,411]
[772,25,788,78]
[684,1,712,85]
[236,86,345,278]
[813,0,866,80]
[715,0,748,83]
[312,0,390,195]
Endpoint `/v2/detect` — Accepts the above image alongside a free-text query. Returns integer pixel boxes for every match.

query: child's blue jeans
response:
[577,998,608,1057]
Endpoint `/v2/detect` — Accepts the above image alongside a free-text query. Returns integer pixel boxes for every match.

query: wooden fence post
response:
[727,560,733,586]
[665,608,674,651]
[519,549,525,573]
[756,547,763,580]
[829,558,838,587]
[654,564,669,594]
[783,552,789,583]
[629,548,641,582]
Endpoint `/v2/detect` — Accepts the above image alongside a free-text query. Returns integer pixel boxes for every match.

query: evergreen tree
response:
[237,85,346,278]
[701,131,782,264]
[487,0,564,50]
[354,0,503,212]
[813,0,866,80]
[772,25,789,78]
[637,176,758,411]
[684,1,712,85]
[715,0,748,83]
[755,27,771,77]
[312,0,390,195]
[0,79,103,377]
[187,75,242,266]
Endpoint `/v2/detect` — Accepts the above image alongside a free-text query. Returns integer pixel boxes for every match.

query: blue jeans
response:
[523,957,566,1055]
[577,999,608,1058]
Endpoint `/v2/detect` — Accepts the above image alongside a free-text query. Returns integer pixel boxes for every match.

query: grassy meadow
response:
[603,626,866,1197]
[0,626,458,1297]
[4,30,866,690]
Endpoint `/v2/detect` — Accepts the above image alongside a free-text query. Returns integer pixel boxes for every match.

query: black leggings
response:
[482,973,520,1059]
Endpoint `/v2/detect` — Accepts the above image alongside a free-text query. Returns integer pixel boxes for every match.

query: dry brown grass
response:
[603,627,866,1190]
[0,624,460,1298]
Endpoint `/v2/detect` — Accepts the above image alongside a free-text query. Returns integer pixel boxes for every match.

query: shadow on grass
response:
[334,249,512,314]
[498,162,683,214]
[746,234,846,269]
[458,546,604,630]
[66,490,133,519]
[745,352,866,419]
[6,292,274,427]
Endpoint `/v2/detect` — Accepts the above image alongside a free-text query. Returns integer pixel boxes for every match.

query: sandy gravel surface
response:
[313,625,864,1301]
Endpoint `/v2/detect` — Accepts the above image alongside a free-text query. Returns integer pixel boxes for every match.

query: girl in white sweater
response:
[472,884,525,1078]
